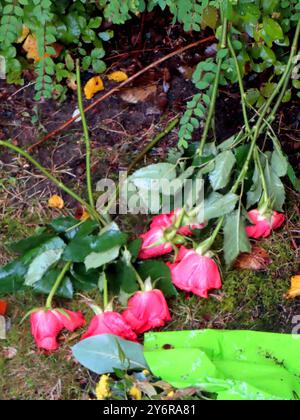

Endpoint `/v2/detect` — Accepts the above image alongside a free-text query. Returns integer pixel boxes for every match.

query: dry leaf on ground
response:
[108,71,128,82]
[23,34,39,61]
[16,26,30,43]
[286,275,300,299]
[23,34,62,62]
[120,84,157,104]
[48,195,64,210]
[84,76,105,99]
[235,246,272,271]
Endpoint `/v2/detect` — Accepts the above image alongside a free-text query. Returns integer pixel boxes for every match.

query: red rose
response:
[167,247,222,298]
[81,312,137,342]
[246,209,285,239]
[138,210,204,260]
[122,289,171,334]
[139,227,173,260]
[30,309,85,351]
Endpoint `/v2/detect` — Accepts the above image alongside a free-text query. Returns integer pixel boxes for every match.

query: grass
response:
[0,187,299,399]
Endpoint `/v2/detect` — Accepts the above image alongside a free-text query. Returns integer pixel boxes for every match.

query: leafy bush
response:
[0,0,299,105]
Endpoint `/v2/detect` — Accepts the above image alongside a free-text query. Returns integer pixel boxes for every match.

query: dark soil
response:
[0,8,299,400]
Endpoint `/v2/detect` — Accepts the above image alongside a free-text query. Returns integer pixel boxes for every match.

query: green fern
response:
[0,0,24,84]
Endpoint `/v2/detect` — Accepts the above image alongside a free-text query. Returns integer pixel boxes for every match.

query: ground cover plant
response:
[0,0,300,400]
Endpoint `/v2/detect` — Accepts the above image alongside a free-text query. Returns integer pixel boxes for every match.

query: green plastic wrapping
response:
[144,329,300,400]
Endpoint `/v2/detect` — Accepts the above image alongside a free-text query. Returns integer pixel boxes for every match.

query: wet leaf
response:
[286,276,300,299]
[48,195,64,209]
[84,76,104,100]
[108,71,128,82]
[235,246,272,271]
[120,85,157,104]
[23,34,38,60]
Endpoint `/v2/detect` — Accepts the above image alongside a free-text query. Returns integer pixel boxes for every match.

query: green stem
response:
[0,140,103,224]
[253,20,300,139]
[128,117,179,173]
[104,117,179,216]
[228,36,251,134]
[254,147,269,203]
[199,21,300,252]
[132,264,145,291]
[76,60,95,212]
[46,261,72,309]
[102,271,109,308]
[0,140,100,221]
[197,17,228,156]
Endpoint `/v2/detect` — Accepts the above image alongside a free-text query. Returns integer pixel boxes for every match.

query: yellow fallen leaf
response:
[129,386,142,400]
[23,34,39,61]
[287,275,300,299]
[16,26,30,44]
[108,71,128,83]
[80,210,90,221]
[84,76,104,100]
[48,195,64,210]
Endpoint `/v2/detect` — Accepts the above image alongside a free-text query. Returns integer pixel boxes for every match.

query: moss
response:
[168,232,298,334]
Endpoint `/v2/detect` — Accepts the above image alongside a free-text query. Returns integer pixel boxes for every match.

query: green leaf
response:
[247,165,263,209]
[0,259,27,293]
[25,247,65,287]
[128,163,177,191]
[204,192,239,221]
[9,232,54,254]
[85,246,121,270]
[71,263,99,292]
[112,260,139,294]
[224,210,251,267]
[63,230,128,263]
[72,334,148,374]
[271,150,288,178]
[127,239,142,262]
[209,150,236,191]
[262,17,284,43]
[287,163,300,192]
[33,269,73,299]
[137,261,177,298]
[264,161,285,211]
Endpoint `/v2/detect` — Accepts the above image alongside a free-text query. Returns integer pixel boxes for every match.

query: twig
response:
[127,116,179,173]
[27,36,216,152]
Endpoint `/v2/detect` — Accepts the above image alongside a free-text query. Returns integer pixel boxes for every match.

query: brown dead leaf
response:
[137,381,157,398]
[173,388,198,399]
[107,71,128,82]
[286,275,300,299]
[235,246,272,271]
[120,84,157,104]
[84,76,105,100]
[48,195,64,210]
[23,34,39,60]
[16,26,30,43]
[23,34,62,62]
